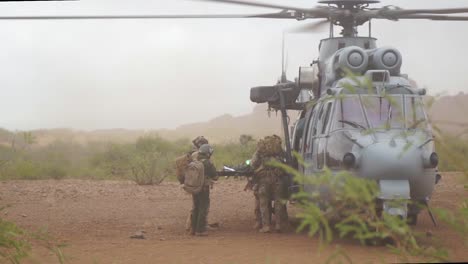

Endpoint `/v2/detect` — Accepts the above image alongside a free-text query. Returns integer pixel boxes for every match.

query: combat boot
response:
[259,226,271,233]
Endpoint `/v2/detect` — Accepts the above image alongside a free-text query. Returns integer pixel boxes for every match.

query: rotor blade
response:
[197,0,310,12]
[362,6,468,20]
[197,0,331,17]
[393,14,468,21]
[387,7,468,16]
[0,12,295,20]
[286,19,329,33]
[0,0,76,1]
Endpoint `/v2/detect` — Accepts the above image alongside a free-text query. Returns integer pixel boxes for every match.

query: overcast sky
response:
[1,0,468,131]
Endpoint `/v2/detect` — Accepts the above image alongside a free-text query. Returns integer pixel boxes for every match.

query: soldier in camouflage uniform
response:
[185,136,209,232]
[250,135,287,233]
[252,183,262,230]
[190,144,218,236]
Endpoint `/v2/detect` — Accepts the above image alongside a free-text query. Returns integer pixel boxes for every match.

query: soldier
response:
[250,135,287,233]
[185,136,209,232]
[190,144,218,236]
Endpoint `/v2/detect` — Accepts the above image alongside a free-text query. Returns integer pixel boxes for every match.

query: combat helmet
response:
[198,144,214,157]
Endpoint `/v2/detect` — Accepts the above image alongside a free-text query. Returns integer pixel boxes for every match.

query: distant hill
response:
[1,94,467,145]
[157,104,287,142]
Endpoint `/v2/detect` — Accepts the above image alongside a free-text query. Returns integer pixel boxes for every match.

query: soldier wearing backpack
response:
[175,136,210,233]
[251,135,288,233]
[186,143,217,236]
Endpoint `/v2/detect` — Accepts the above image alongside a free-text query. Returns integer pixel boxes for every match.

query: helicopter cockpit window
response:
[321,102,333,134]
[312,104,324,137]
[362,95,405,129]
[406,96,428,130]
[333,96,367,131]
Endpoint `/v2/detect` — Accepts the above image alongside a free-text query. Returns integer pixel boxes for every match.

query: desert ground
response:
[0,172,466,264]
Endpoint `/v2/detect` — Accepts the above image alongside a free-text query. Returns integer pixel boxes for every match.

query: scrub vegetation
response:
[0,131,256,184]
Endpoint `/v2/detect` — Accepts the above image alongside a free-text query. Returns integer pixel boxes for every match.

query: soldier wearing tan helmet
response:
[185,136,210,232]
[189,144,218,236]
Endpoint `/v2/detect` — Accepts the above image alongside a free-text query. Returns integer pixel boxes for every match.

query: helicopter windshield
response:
[334,96,367,130]
[362,95,405,129]
[332,95,428,131]
[405,95,429,130]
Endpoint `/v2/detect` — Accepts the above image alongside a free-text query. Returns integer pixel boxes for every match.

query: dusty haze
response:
[1,0,468,131]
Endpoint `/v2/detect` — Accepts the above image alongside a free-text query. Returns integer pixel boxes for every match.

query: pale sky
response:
[1,0,468,131]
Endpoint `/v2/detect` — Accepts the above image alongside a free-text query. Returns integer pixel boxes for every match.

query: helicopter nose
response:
[360,139,423,181]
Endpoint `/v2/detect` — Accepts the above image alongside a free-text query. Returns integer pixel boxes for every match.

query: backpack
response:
[175,153,192,184]
[183,160,205,194]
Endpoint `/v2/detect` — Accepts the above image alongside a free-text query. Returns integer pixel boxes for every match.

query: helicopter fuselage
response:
[289,37,439,221]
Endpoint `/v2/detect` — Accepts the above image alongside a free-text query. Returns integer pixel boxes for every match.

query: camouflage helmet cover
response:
[192,136,209,148]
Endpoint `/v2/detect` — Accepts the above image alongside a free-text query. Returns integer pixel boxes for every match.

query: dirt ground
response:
[0,172,466,264]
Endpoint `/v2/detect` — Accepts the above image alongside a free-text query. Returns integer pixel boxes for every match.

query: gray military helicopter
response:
[3,0,468,224]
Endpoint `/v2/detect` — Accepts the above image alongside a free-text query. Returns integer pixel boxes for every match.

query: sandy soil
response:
[0,172,466,264]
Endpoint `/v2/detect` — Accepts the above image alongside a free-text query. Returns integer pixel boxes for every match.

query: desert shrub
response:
[90,143,134,178]
[90,135,190,184]
[130,136,174,185]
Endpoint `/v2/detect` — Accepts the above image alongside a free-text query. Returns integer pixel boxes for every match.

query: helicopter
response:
[3,0,468,225]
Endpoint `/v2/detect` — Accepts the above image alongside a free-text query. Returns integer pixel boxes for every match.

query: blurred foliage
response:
[0,208,67,264]
[273,159,451,263]
[0,209,29,264]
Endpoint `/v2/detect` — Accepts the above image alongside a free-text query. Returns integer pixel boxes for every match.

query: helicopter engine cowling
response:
[334,46,369,74]
[369,47,402,75]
